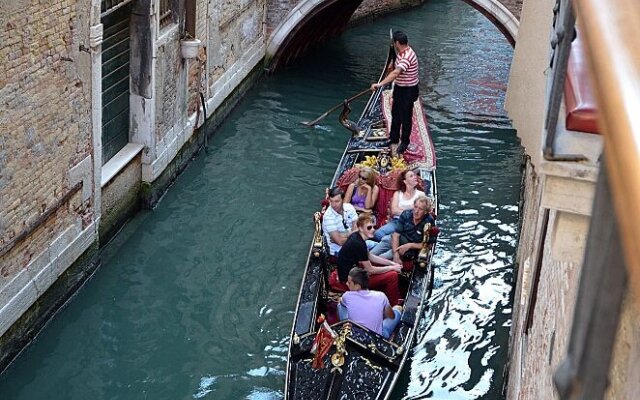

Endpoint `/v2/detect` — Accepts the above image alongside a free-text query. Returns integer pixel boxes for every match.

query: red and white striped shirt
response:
[394,47,419,87]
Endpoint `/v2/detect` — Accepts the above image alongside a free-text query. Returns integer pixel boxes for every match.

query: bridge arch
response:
[265,0,364,71]
[462,0,519,45]
[265,0,519,71]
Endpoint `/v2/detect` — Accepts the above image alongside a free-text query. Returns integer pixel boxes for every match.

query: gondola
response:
[285,32,439,400]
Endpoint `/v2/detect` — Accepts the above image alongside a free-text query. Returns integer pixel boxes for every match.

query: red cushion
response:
[329,270,348,292]
[335,168,360,192]
[564,27,600,134]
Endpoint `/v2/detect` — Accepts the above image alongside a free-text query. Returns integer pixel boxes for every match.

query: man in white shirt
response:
[322,187,358,256]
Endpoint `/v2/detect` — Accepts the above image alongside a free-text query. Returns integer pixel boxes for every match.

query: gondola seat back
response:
[564,26,599,134]
[335,167,425,228]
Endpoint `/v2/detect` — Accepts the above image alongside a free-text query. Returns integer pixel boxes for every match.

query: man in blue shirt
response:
[371,196,435,261]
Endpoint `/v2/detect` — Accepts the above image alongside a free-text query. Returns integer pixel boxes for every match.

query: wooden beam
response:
[574,0,640,300]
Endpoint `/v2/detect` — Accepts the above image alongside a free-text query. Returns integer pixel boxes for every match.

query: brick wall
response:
[351,0,423,24]
[266,0,300,37]
[499,0,523,19]
[0,0,93,271]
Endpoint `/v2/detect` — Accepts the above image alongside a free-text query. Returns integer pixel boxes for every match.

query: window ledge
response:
[101,143,144,187]
[157,23,179,45]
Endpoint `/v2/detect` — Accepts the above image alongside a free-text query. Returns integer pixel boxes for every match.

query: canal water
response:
[0,0,521,398]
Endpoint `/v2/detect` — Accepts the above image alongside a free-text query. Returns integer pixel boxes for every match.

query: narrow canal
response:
[0,0,521,398]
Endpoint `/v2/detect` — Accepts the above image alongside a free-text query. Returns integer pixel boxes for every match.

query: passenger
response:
[335,213,402,306]
[338,267,403,339]
[371,196,435,261]
[344,167,379,213]
[374,169,425,241]
[322,187,359,257]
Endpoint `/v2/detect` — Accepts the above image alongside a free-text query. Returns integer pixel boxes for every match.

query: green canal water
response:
[0,0,522,398]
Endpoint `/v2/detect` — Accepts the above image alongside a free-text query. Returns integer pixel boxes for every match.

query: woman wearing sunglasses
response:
[333,213,403,306]
[344,167,379,214]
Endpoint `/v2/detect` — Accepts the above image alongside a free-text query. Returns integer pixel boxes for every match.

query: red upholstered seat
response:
[335,167,425,228]
[329,270,349,292]
[564,27,600,134]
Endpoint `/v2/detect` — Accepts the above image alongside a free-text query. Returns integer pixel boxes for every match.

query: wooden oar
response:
[302,88,371,126]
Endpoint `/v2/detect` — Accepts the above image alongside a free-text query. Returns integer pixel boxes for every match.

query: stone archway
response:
[265,0,519,71]
[265,0,364,71]
[462,0,519,45]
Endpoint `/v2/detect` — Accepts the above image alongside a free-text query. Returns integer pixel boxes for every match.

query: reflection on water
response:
[0,0,520,399]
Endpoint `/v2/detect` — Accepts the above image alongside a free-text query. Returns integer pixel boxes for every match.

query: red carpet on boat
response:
[381,89,437,170]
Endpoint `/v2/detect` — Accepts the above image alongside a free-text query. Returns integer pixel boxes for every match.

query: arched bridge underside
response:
[266,0,519,71]
[265,0,364,72]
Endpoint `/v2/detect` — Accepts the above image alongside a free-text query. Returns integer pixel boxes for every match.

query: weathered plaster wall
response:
[208,0,265,83]
[99,155,142,243]
[0,0,94,267]
[144,0,266,185]
[155,29,184,153]
[502,0,624,397]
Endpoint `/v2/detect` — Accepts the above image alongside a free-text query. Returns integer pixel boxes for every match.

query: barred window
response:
[159,0,173,28]
[101,0,133,16]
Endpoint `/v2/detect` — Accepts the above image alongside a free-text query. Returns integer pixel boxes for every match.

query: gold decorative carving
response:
[418,223,431,266]
[312,211,323,252]
[330,323,352,373]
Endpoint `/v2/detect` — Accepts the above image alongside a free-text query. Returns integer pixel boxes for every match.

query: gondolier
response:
[371,30,420,155]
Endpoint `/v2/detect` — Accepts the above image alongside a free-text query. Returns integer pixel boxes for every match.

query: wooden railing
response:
[574,0,640,298]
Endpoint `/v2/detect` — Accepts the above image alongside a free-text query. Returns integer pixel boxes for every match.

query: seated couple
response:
[343,168,427,228]
[370,195,436,263]
[374,169,427,240]
[324,209,402,306]
[338,267,403,339]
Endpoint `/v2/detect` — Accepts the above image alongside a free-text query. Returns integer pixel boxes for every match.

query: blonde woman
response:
[344,167,379,213]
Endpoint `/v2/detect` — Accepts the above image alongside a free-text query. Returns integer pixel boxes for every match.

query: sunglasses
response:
[341,218,349,230]
[359,175,367,180]
[365,225,375,231]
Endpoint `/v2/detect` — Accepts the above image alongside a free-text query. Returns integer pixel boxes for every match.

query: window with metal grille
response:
[159,0,173,28]
[101,0,133,16]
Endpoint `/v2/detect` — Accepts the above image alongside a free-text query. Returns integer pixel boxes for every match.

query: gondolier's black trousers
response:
[390,84,419,144]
